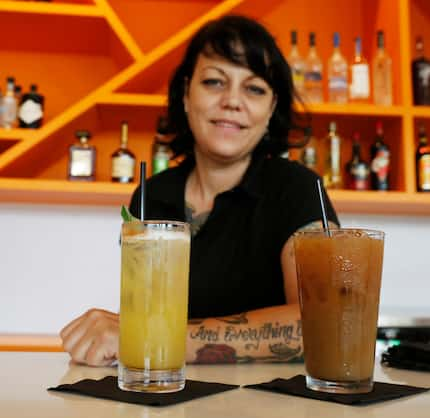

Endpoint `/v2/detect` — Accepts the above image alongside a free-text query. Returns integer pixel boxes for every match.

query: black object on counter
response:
[48,376,239,407]
[244,375,429,405]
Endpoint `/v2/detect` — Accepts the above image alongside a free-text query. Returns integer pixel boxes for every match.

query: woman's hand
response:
[60,309,119,367]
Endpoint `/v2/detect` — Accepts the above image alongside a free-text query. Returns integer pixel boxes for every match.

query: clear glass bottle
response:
[323,121,343,189]
[372,30,393,106]
[2,77,17,129]
[412,36,430,105]
[68,130,96,181]
[300,126,317,172]
[345,132,370,190]
[111,121,136,183]
[304,32,323,103]
[287,30,305,98]
[416,124,430,192]
[328,32,348,104]
[349,37,370,102]
[18,84,45,129]
[152,115,171,176]
[370,121,390,190]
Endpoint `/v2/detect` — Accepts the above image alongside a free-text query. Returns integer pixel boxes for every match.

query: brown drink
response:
[294,229,384,394]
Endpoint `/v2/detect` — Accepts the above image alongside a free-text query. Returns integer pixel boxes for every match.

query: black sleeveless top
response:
[129,154,339,319]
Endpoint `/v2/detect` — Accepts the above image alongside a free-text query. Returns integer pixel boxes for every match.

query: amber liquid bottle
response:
[370,121,390,190]
[111,121,136,183]
[345,132,370,190]
[416,124,430,192]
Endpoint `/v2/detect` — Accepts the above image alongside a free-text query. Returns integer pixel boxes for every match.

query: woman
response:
[61,15,338,366]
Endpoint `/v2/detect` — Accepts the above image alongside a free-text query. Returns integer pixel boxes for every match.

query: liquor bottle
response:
[372,30,393,106]
[349,37,370,102]
[14,85,22,103]
[18,84,45,129]
[2,77,17,129]
[328,32,348,104]
[287,30,305,98]
[345,132,370,190]
[111,121,136,183]
[152,115,171,176]
[304,32,323,103]
[68,130,96,181]
[412,36,430,105]
[416,124,430,192]
[300,126,317,172]
[370,121,390,190]
[323,121,342,189]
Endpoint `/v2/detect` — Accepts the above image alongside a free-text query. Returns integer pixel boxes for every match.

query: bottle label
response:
[350,165,370,190]
[371,149,390,182]
[70,150,93,177]
[18,100,43,125]
[304,71,322,82]
[112,155,135,179]
[330,136,341,175]
[152,157,169,175]
[292,68,305,88]
[302,147,316,169]
[419,155,430,190]
[350,64,370,98]
[329,76,348,91]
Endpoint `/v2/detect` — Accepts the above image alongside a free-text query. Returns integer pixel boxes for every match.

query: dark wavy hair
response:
[167,15,307,158]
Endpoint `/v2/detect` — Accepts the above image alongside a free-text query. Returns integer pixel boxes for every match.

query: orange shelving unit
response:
[0,0,429,214]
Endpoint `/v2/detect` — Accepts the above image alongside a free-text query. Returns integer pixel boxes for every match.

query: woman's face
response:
[183,52,276,164]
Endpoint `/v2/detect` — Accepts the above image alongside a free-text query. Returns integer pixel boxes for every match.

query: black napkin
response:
[381,342,430,371]
[244,375,429,405]
[48,376,238,407]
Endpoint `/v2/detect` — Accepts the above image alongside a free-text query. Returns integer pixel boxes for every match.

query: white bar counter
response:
[1,351,429,418]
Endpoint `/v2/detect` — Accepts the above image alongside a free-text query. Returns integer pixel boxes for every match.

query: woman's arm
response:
[60,237,301,365]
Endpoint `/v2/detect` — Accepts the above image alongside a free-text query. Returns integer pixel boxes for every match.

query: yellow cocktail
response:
[118,221,190,393]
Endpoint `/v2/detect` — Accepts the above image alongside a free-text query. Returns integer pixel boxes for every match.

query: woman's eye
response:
[202,78,224,87]
[247,85,266,95]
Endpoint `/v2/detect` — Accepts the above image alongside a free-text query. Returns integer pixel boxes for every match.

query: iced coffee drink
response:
[294,229,384,394]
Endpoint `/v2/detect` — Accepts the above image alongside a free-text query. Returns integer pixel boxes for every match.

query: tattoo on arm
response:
[190,318,303,364]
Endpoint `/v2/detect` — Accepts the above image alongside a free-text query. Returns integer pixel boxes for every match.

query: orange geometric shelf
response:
[0,0,427,215]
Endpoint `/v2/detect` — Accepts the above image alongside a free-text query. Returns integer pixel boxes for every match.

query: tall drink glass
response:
[118,221,190,393]
[294,228,384,394]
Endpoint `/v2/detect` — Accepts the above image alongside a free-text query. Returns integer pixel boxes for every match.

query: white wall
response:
[1,203,429,334]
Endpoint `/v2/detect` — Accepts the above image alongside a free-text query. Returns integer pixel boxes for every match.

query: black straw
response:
[317,179,331,237]
[139,162,146,221]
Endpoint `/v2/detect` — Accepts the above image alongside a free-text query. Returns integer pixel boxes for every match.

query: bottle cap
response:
[355,37,362,54]
[75,130,91,139]
[329,121,337,132]
[377,30,385,49]
[156,115,169,135]
[309,32,316,47]
[376,121,384,135]
[291,30,298,45]
[30,84,38,92]
[333,32,340,48]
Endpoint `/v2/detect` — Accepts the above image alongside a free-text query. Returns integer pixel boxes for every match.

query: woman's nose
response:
[220,86,243,111]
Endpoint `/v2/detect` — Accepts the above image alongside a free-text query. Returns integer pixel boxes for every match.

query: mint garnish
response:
[121,205,140,222]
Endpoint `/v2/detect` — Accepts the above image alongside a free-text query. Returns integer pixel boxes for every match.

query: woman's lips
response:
[211,119,246,129]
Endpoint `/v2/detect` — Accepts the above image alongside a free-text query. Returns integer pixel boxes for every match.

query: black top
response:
[129,154,339,319]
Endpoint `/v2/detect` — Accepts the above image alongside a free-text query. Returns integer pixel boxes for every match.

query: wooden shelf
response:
[0,0,428,215]
[303,103,406,117]
[0,1,102,17]
[328,190,430,216]
[0,334,62,352]
[0,178,135,206]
